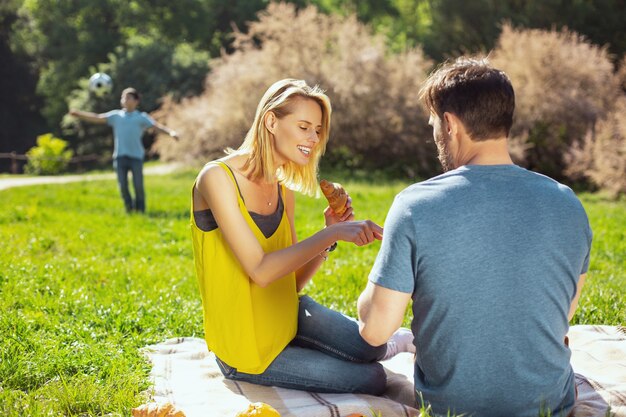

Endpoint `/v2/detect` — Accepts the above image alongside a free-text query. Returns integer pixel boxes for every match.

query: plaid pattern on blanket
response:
[140,325,626,417]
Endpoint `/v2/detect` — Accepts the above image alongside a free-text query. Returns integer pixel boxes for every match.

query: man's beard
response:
[435,130,455,172]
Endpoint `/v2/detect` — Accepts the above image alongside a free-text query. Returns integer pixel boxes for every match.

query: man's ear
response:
[443,112,464,138]
[264,111,277,134]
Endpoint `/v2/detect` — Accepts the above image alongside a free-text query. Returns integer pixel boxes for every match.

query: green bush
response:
[25,133,73,175]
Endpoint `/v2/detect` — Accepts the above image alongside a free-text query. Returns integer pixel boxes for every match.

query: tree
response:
[12,0,127,126]
[0,0,46,171]
[363,0,626,62]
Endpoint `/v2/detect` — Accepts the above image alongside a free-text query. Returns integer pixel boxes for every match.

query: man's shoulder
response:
[521,169,581,203]
[396,170,466,202]
[394,165,581,214]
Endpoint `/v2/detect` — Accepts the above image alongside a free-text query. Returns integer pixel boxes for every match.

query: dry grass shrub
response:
[152,2,436,177]
[618,55,626,92]
[491,24,621,180]
[566,97,626,197]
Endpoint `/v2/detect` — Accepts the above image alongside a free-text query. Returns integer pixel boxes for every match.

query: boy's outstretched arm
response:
[68,110,108,125]
[152,122,179,140]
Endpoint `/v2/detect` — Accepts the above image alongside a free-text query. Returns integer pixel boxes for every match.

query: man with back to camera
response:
[357,58,591,417]
[69,87,179,213]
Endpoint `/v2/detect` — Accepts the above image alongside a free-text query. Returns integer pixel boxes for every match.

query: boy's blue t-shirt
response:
[369,164,592,417]
[104,109,155,160]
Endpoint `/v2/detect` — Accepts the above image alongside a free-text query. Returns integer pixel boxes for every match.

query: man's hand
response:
[170,130,179,141]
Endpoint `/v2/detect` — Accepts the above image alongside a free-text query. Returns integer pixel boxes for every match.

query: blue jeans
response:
[113,156,144,213]
[215,295,388,395]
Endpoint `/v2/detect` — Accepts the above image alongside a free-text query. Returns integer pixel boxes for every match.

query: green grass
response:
[0,169,624,416]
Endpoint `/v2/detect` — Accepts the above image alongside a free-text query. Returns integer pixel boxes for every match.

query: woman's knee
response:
[358,363,387,395]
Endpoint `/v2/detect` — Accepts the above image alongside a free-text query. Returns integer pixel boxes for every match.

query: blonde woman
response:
[191,79,414,394]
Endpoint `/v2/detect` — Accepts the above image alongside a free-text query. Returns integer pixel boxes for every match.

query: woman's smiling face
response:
[269,97,323,167]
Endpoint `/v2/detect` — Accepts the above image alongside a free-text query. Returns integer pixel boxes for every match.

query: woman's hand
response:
[324,196,354,226]
[329,219,383,246]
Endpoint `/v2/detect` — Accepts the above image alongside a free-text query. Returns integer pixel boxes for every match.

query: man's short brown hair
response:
[420,57,515,141]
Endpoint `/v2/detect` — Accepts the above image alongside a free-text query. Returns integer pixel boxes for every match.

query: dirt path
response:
[0,163,182,191]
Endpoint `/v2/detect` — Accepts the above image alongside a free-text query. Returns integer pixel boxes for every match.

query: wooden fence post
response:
[10,152,19,174]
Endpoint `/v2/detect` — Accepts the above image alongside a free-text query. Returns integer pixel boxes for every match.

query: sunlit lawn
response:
[0,168,624,416]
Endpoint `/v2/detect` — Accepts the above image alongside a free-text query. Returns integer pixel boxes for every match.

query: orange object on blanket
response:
[320,179,348,215]
[131,402,185,417]
[235,402,281,417]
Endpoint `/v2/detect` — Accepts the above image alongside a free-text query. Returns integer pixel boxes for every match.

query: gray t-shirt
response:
[369,164,592,417]
[104,109,155,160]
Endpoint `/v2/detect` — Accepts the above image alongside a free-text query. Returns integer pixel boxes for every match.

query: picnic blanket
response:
[140,325,626,417]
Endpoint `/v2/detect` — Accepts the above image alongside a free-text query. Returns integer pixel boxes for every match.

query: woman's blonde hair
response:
[235,78,332,196]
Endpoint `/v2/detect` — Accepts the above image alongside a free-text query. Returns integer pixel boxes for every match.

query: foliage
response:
[566,98,626,197]
[24,133,73,175]
[364,0,626,62]
[6,0,265,150]
[490,24,622,181]
[153,2,437,178]
[0,170,624,415]
[0,1,46,167]
[207,0,278,52]
[310,0,399,22]
[62,36,210,158]
[11,0,127,126]
[379,0,506,59]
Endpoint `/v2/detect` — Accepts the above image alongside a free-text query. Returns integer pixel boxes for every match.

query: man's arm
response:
[568,273,586,321]
[357,281,412,346]
[68,110,108,124]
[152,121,179,140]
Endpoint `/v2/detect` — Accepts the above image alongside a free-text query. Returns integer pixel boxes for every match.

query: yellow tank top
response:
[191,161,298,374]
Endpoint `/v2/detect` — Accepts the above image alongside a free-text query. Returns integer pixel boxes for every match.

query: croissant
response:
[131,402,186,417]
[320,179,348,215]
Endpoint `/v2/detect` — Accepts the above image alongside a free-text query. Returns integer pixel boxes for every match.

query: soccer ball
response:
[88,73,113,96]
